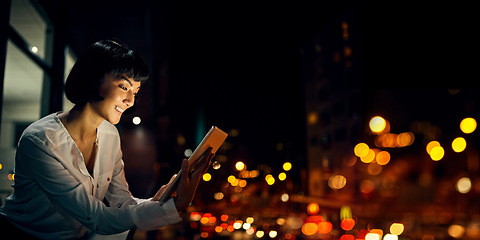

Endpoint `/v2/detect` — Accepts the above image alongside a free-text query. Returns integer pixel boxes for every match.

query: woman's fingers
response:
[151,174,177,201]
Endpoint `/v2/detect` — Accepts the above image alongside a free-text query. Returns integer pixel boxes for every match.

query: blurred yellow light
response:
[456,177,472,194]
[452,137,467,152]
[0,163,2,169]
[227,175,236,183]
[235,161,246,171]
[390,223,404,235]
[203,173,212,181]
[269,230,278,238]
[283,162,292,171]
[246,217,254,224]
[231,179,239,186]
[278,172,287,181]
[376,151,391,165]
[369,116,387,134]
[426,141,440,154]
[256,230,265,238]
[354,143,369,157]
[265,174,275,185]
[360,149,376,163]
[307,203,320,215]
[430,146,445,161]
[460,117,477,134]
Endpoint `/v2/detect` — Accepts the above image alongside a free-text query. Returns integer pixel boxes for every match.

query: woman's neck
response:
[59,104,103,142]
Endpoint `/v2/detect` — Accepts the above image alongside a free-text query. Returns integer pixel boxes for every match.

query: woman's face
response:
[90,73,141,124]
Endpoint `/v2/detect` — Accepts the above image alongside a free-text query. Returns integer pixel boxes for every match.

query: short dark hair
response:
[65,40,148,111]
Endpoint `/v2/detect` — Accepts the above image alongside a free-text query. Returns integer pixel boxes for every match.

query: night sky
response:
[37,0,478,170]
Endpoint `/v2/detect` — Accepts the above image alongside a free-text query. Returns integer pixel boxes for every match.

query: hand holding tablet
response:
[155,126,228,205]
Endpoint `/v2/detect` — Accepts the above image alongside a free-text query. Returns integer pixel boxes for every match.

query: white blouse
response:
[0,113,181,239]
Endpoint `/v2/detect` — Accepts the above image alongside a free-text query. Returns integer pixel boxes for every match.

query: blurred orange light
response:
[200,217,209,224]
[318,221,333,234]
[302,223,318,236]
[306,215,324,223]
[307,203,320,215]
[426,141,440,154]
[397,132,415,147]
[340,234,355,240]
[448,224,465,238]
[452,137,467,153]
[360,149,376,163]
[460,117,477,134]
[215,225,223,233]
[370,229,383,238]
[376,151,391,165]
[367,162,382,175]
[341,218,356,231]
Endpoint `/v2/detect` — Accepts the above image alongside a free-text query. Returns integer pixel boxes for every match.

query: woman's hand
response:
[151,174,177,201]
[174,147,215,212]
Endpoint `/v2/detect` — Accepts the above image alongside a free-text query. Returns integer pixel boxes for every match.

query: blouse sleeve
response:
[18,134,181,234]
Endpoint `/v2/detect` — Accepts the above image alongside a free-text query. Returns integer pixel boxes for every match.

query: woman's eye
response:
[119,85,127,91]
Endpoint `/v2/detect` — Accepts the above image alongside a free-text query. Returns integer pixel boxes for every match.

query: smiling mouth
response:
[114,105,125,113]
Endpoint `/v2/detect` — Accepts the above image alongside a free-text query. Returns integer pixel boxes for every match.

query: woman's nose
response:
[124,91,135,106]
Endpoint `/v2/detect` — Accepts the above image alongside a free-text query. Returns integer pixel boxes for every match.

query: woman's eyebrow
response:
[119,75,141,89]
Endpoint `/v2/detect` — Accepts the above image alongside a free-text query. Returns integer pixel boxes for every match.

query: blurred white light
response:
[269,230,277,238]
[184,149,193,157]
[31,46,38,53]
[132,116,141,125]
[281,193,289,202]
[456,177,472,194]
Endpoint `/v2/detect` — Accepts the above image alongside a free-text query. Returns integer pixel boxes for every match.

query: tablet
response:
[157,126,228,203]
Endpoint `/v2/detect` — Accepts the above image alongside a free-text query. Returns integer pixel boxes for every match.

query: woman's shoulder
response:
[18,113,67,147]
[21,113,62,138]
[98,120,120,138]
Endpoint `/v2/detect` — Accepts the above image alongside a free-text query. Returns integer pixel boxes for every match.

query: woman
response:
[0,40,214,239]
